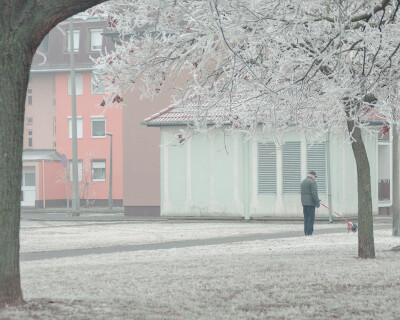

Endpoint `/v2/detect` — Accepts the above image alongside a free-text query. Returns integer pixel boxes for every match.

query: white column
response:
[233,134,240,211]
[186,138,192,206]
[389,135,393,208]
[243,136,250,220]
[163,131,169,209]
[251,140,258,214]
[209,133,215,206]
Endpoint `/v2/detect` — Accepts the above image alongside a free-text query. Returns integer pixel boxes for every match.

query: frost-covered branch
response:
[92,0,400,140]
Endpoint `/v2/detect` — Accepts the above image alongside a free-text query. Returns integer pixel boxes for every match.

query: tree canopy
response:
[95,0,400,139]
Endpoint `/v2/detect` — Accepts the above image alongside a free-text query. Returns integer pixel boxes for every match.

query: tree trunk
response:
[393,123,400,236]
[0,38,30,307]
[347,120,376,258]
[0,0,106,307]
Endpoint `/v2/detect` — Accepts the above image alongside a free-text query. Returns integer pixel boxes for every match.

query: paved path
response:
[20,224,391,262]
[21,211,166,222]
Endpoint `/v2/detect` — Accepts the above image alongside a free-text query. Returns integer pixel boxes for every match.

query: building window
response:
[91,73,106,94]
[89,28,103,51]
[258,142,277,194]
[68,73,83,95]
[68,159,83,182]
[24,172,36,187]
[27,130,33,148]
[38,34,49,53]
[66,29,80,52]
[92,160,106,181]
[282,141,301,194]
[91,117,105,137]
[68,117,83,138]
[307,143,327,194]
[27,89,32,105]
[27,118,33,125]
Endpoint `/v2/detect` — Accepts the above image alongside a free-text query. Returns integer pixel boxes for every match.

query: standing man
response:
[301,170,320,236]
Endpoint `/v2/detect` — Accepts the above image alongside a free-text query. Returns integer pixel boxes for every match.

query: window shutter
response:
[282,141,301,194]
[92,160,106,181]
[307,143,327,194]
[258,142,277,194]
[92,161,105,169]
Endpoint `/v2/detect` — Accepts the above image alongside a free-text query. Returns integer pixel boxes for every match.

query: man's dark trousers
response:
[303,205,315,236]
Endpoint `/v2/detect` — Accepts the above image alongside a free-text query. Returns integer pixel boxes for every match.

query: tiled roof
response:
[142,106,185,124]
[142,100,388,127]
[142,102,229,126]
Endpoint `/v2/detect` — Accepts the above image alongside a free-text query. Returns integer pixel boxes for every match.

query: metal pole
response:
[64,167,69,213]
[69,19,80,216]
[107,132,113,212]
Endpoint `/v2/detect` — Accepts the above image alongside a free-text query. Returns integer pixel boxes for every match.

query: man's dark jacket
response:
[301,176,320,207]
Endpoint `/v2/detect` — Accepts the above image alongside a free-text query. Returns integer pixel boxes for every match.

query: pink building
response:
[23,18,123,208]
[23,17,169,214]
[55,72,123,206]
[21,72,58,207]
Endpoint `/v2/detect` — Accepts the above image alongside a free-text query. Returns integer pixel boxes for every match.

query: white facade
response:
[159,127,380,219]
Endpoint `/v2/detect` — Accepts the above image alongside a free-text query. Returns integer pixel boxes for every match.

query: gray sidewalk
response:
[21,211,167,222]
[20,223,391,262]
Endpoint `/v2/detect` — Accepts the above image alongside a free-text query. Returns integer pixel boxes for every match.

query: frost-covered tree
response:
[0,0,107,306]
[94,0,400,259]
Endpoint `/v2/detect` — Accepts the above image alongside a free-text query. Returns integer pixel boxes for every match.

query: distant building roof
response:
[30,18,114,73]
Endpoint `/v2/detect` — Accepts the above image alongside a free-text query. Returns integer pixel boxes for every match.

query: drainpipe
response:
[326,131,332,223]
[42,160,46,209]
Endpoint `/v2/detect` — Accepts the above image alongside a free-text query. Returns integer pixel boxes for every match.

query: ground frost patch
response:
[1,224,399,319]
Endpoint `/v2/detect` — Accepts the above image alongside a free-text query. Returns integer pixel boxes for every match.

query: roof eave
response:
[140,120,194,127]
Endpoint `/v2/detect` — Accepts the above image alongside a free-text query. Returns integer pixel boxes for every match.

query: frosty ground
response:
[1,218,400,320]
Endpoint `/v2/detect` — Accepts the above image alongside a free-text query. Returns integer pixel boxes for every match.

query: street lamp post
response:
[69,18,80,216]
[106,132,113,212]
